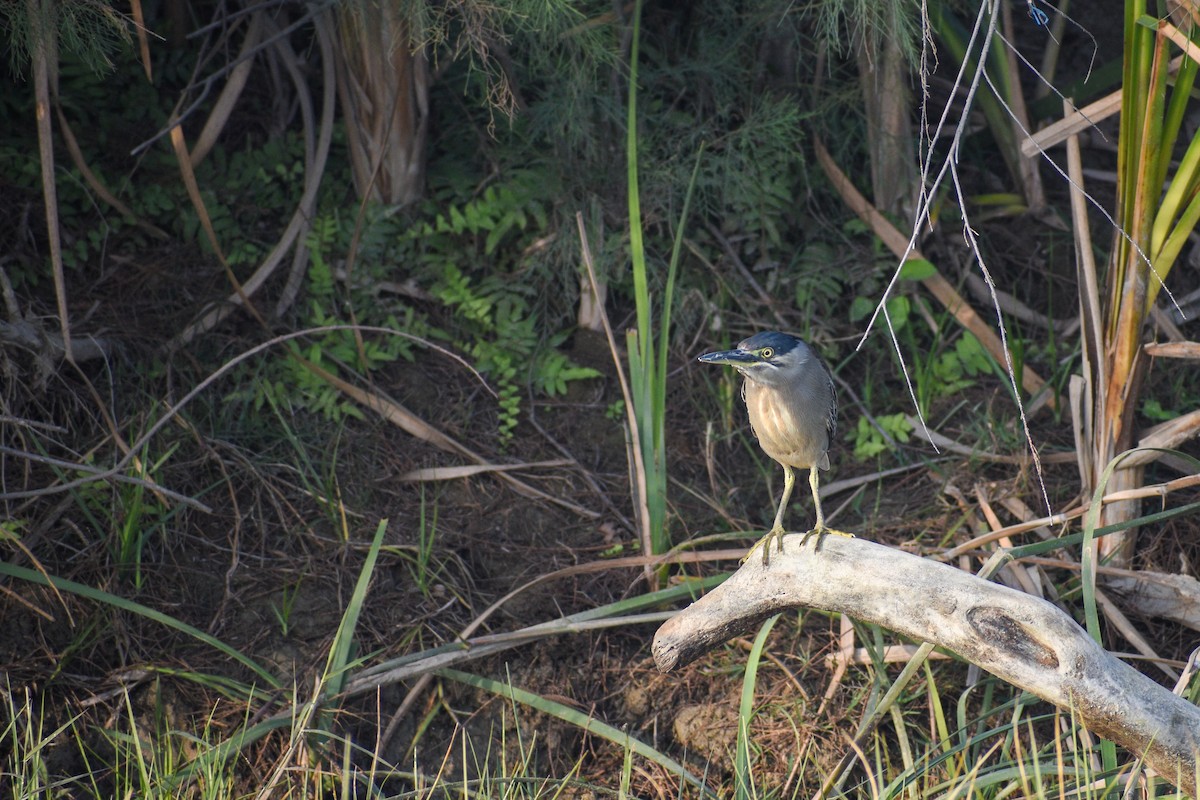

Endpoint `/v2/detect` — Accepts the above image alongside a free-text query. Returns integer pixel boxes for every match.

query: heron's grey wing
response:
[741,379,761,442]
[825,370,837,441]
[815,353,836,471]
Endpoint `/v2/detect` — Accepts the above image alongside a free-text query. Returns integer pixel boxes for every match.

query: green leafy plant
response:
[430,263,599,447]
[793,241,852,317]
[916,330,993,413]
[410,486,440,598]
[271,580,302,638]
[64,434,182,589]
[181,132,309,267]
[410,177,601,444]
[1142,398,1176,423]
[531,347,600,397]
[852,412,913,460]
[243,174,599,447]
[854,276,994,416]
[850,292,912,332]
[1082,4,1200,562]
[235,214,418,422]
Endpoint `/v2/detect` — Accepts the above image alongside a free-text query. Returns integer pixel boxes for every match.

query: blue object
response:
[1027,1,1050,26]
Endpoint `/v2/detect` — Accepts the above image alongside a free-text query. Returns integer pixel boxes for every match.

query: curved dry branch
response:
[172,7,337,345]
[189,12,264,168]
[653,535,1200,794]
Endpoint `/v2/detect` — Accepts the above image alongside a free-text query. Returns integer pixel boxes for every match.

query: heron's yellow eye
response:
[760,348,774,359]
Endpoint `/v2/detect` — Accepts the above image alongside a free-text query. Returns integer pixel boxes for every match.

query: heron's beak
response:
[696,349,759,366]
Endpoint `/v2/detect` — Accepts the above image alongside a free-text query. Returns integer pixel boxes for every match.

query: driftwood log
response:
[653,534,1200,794]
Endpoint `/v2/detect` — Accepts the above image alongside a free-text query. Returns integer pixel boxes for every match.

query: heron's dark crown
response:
[737,331,804,355]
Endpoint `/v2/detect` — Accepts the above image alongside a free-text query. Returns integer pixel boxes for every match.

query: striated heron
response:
[698,331,852,565]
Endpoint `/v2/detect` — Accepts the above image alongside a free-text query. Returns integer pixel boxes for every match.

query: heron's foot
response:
[798,525,856,550]
[741,525,788,567]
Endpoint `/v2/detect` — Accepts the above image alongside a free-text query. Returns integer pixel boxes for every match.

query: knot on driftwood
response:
[967,607,1059,668]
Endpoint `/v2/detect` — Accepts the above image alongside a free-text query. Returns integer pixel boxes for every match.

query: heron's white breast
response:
[744,380,827,469]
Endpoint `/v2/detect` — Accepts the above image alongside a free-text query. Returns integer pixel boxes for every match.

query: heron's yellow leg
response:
[798,466,855,548]
[743,464,795,566]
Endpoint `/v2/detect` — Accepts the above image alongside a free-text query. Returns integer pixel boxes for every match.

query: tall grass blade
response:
[178,702,301,784]
[1076,449,1197,644]
[325,517,389,695]
[655,146,705,458]
[347,573,727,692]
[622,0,703,572]
[734,613,778,800]
[0,561,279,688]
[623,0,668,572]
[626,0,648,351]
[438,667,715,796]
